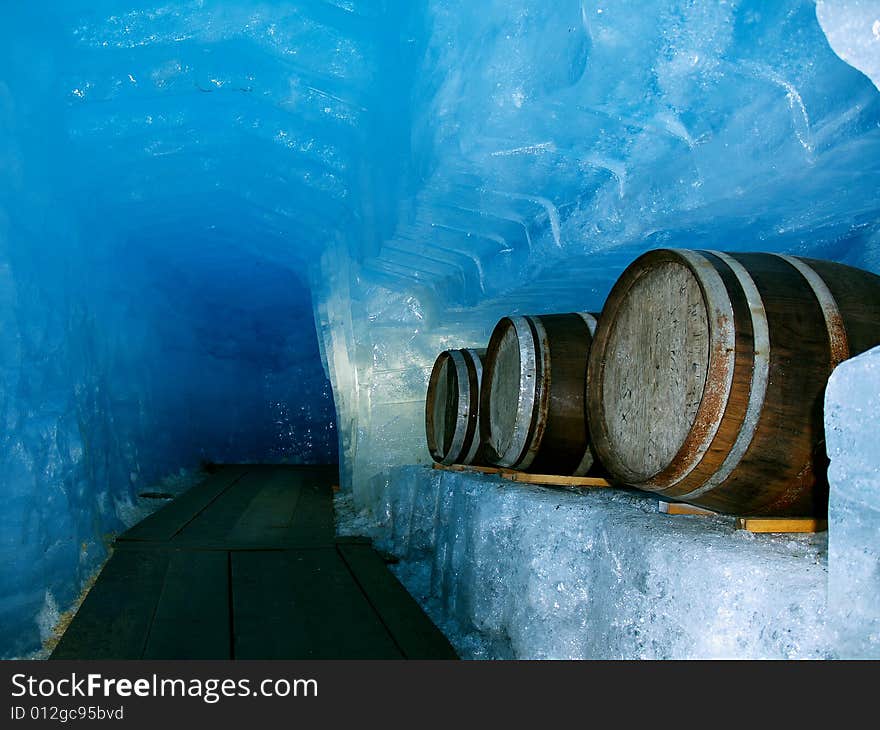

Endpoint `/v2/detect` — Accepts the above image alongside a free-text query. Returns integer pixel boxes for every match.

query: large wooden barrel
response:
[587,249,880,516]
[425,348,486,465]
[480,312,599,474]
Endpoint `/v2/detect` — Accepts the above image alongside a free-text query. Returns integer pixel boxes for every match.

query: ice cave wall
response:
[1,0,879,658]
[0,0,422,657]
[323,0,880,513]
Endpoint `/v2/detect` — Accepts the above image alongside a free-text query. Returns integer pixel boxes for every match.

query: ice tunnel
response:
[2,0,880,659]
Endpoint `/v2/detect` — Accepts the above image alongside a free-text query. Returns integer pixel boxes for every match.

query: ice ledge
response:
[348,346,880,659]
[368,466,830,659]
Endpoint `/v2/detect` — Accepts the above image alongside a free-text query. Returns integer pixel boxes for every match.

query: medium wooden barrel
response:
[480,312,599,474]
[425,348,486,465]
[587,248,880,516]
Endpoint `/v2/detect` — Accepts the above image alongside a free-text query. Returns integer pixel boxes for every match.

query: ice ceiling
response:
[1,0,879,656]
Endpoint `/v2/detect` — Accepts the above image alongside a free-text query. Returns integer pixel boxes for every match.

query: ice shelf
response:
[314,0,880,517]
[826,344,880,658]
[335,344,880,660]
[350,466,830,659]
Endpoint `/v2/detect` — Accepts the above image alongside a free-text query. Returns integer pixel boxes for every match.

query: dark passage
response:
[51,466,456,660]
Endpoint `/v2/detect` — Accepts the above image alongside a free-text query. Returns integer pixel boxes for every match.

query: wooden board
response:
[54,464,455,660]
[658,501,718,516]
[231,549,403,660]
[122,467,337,550]
[337,543,457,660]
[141,551,231,660]
[285,476,336,545]
[501,472,611,488]
[226,471,304,544]
[51,550,169,659]
[433,462,611,488]
[736,517,828,534]
[118,466,249,543]
[170,470,277,546]
[111,539,361,553]
[432,463,513,475]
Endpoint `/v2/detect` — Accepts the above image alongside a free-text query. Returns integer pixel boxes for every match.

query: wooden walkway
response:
[51,465,457,660]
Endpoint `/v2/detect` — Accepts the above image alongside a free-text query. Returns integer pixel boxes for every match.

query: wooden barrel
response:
[480,312,599,474]
[587,248,880,516]
[425,348,486,465]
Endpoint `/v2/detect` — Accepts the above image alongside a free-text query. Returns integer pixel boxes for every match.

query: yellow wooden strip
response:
[466,465,513,475]
[658,501,717,516]
[431,463,611,487]
[501,472,612,488]
[431,463,512,475]
[735,517,828,534]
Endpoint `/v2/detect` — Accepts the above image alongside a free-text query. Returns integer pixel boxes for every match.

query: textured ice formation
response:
[315,0,880,515]
[1,2,347,656]
[368,466,830,660]
[825,345,880,658]
[2,0,880,657]
[817,0,880,91]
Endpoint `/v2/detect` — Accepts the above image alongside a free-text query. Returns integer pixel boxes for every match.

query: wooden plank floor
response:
[51,465,457,660]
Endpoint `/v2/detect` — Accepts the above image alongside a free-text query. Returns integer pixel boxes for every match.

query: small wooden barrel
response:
[480,313,599,474]
[587,249,880,516]
[425,348,486,465]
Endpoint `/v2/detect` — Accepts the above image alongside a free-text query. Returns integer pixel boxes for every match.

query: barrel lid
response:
[588,249,736,486]
[482,316,545,469]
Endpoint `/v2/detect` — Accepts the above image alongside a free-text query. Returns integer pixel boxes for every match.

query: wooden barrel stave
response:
[481,312,598,475]
[425,348,486,466]
[795,256,880,356]
[680,252,833,515]
[658,252,773,508]
[530,314,596,475]
[587,248,880,517]
[481,316,545,471]
[649,251,760,498]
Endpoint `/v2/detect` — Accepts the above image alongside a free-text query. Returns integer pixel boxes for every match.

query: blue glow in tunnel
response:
[0,0,414,655]
[1,0,880,657]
